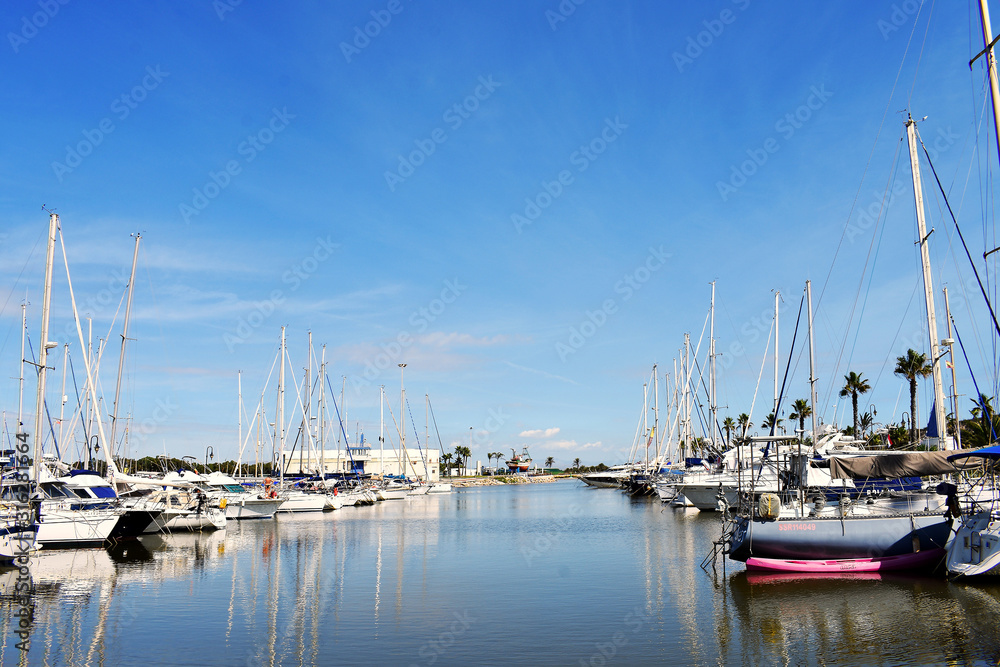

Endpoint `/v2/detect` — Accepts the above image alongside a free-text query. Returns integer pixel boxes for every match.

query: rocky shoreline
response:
[449,474,564,487]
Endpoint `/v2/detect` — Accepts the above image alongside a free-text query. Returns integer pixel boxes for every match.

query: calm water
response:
[2,480,1000,666]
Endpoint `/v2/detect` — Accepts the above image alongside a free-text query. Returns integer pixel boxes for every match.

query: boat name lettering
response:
[778,523,816,531]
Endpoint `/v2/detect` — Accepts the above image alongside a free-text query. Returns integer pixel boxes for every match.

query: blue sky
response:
[2,1,999,467]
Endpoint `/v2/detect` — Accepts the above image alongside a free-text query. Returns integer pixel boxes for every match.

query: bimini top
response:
[948,445,1000,460]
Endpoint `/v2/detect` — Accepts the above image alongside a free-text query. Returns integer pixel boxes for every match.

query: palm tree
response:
[839,371,871,438]
[496,452,505,472]
[441,453,453,477]
[454,445,471,475]
[572,457,581,470]
[893,350,931,445]
[544,456,554,470]
[737,413,751,438]
[858,411,874,439]
[965,394,1000,449]
[761,412,783,432]
[722,417,736,447]
[788,398,812,437]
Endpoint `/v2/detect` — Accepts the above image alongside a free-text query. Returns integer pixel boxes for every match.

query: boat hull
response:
[946,510,1000,578]
[224,497,285,520]
[729,512,953,562]
[108,509,162,539]
[38,508,120,548]
[580,477,623,489]
[276,493,330,512]
[0,523,38,563]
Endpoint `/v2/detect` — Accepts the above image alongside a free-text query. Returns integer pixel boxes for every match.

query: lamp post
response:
[205,445,214,473]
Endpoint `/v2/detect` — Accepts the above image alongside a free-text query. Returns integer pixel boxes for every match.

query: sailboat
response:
[728,143,961,572]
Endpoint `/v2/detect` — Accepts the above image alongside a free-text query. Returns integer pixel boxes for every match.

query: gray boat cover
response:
[828,450,983,479]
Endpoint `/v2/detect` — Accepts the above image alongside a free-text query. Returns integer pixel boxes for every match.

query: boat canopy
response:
[829,450,982,479]
[948,445,1000,460]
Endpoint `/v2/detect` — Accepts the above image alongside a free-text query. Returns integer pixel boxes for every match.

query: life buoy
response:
[219,498,228,509]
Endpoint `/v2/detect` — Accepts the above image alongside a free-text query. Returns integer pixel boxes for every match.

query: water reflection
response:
[0,484,999,665]
[726,569,1000,665]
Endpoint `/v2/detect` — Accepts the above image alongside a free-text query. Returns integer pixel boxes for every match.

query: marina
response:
[7,1,1000,664]
[4,480,1000,666]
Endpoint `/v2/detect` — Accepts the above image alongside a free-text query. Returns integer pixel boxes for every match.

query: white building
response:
[280,445,440,481]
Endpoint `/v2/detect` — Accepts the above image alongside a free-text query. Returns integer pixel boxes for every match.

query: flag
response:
[946,360,954,369]
[886,433,892,447]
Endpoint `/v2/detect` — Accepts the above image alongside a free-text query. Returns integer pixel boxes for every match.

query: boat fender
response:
[758,493,781,520]
[219,498,228,509]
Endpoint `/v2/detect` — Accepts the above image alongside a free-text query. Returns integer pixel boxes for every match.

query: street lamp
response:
[205,445,214,472]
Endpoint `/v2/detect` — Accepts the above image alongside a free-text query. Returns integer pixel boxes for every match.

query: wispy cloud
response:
[520,427,560,438]
[547,439,601,451]
[418,332,510,348]
[503,361,579,385]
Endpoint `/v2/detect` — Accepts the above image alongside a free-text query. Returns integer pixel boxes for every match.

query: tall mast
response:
[303,330,311,475]
[319,344,326,477]
[18,302,26,431]
[683,333,691,460]
[905,116,949,449]
[806,281,819,449]
[773,290,780,417]
[978,0,1000,169]
[653,364,659,465]
[379,385,385,477]
[943,287,961,449]
[237,370,243,475]
[278,326,286,479]
[57,343,68,453]
[424,394,431,479]
[642,380,648,469]
[33,213,58,483]
[399,363,406,456]
[709,282,717,449]
[109,233,140,457]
